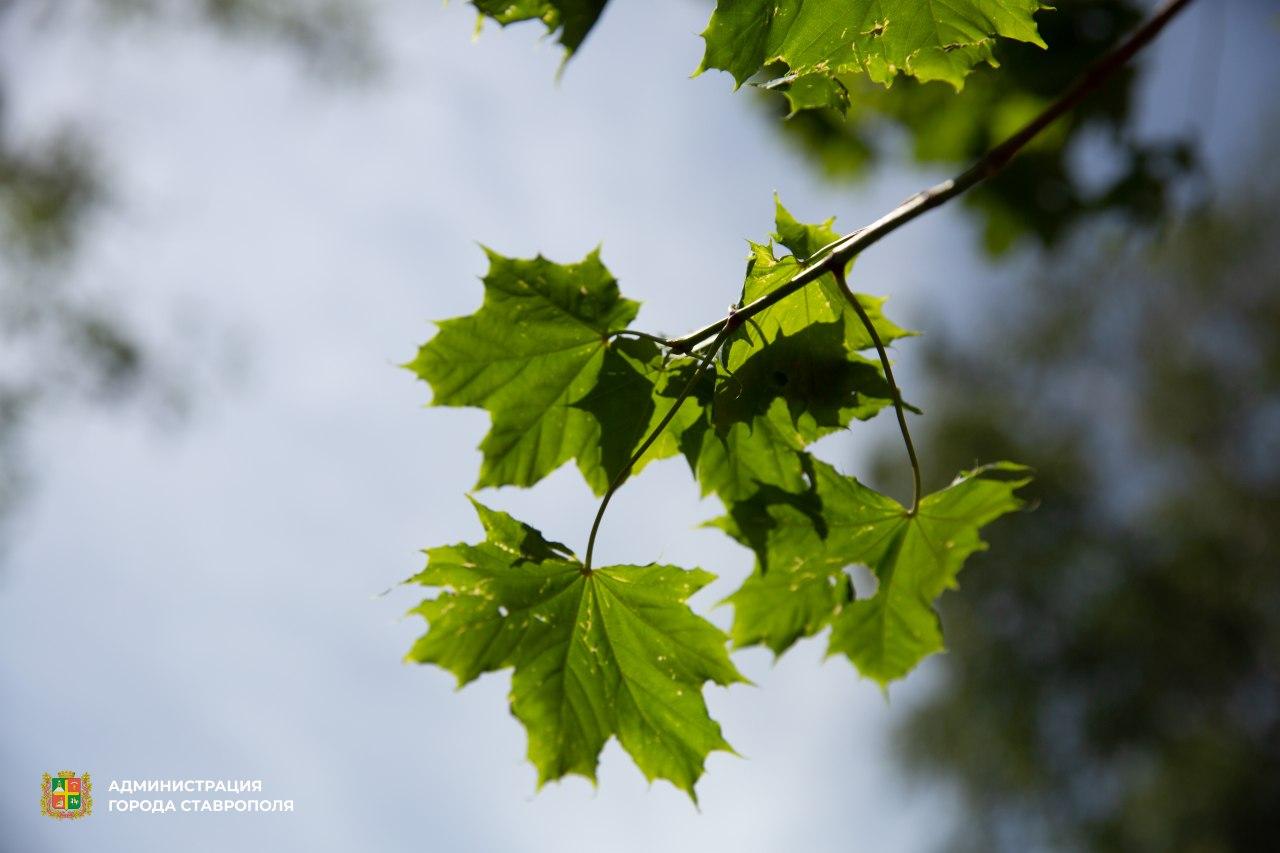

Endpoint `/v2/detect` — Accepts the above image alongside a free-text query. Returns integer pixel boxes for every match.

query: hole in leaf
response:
[849,565,878,599]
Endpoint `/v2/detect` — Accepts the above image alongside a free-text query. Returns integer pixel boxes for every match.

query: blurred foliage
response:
[0,0,373,262]
[880,179,1280,850]
[0,0,371,543]
[767,0,1197,254]
[99,0,375,75]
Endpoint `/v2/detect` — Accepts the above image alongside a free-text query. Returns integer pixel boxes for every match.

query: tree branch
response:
[585,0,1194,558]
[667,0,1196,353]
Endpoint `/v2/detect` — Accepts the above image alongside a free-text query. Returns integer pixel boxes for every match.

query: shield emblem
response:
[42,771,92,820]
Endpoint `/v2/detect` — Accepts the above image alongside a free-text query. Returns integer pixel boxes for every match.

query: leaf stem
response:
[608,329,673,347]
[608,329,722,374]
[833,266,921,514]
[584,323,736,573]
[665,0,1196,353]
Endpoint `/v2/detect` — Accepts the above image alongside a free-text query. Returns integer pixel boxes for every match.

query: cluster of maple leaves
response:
[403,199,1028,796]
[400,0,1044,798]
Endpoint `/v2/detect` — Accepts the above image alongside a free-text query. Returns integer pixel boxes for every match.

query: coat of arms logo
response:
[42,771,92,820]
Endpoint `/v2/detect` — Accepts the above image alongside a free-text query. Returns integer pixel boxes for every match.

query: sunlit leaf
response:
[406,248,638,492]
[406,500,745,798]
[699,0,1046,111]
[681,200,915,502]
[716,457,1030,683]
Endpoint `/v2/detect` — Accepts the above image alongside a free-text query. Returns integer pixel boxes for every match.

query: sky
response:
[1,1,1275,851]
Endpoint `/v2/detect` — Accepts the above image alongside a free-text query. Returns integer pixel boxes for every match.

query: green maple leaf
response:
[761,200,914,354]
[686,398,810,502]
[768,71,853,117]
[698,0,1047,112]
[712,455,888,653]
[715,320,900,438]
[681,200,914,503]
[584,354,813,504]
[406,500,746,798]
[472,0,607,58]
[572,337,707,487]
[406,248,639,493]
[722,201,914,414]
[828,461,1031,684]
[716,456,1030,684]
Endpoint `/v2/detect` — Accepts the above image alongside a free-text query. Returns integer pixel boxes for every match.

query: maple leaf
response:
[406,500,746,798]
[406,248,639,493]
[751,199,913,349]
[686,397,810,503]
[572,336,706,487]
[716,456,1030,684]
[472,0,608,58]
[698,0,1047,112]
[718,201,914,440]
[680,200,914,502]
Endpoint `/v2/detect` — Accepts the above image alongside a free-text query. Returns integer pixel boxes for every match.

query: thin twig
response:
[608,329,674,347]
[833,267,921,514]
[583,323,736,572]
[607,328,722,374]
[666,0,1196,353]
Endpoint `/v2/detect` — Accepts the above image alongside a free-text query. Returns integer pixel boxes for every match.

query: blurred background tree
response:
[752,4,1279,848]
[741,2,1278,848]
[875,167,1280,851]
[0,0,371,541]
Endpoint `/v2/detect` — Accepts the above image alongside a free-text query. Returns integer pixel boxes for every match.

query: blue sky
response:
[1,1,1275,850]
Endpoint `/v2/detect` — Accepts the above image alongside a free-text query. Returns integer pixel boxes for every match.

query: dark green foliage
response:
[472,0,607,56]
